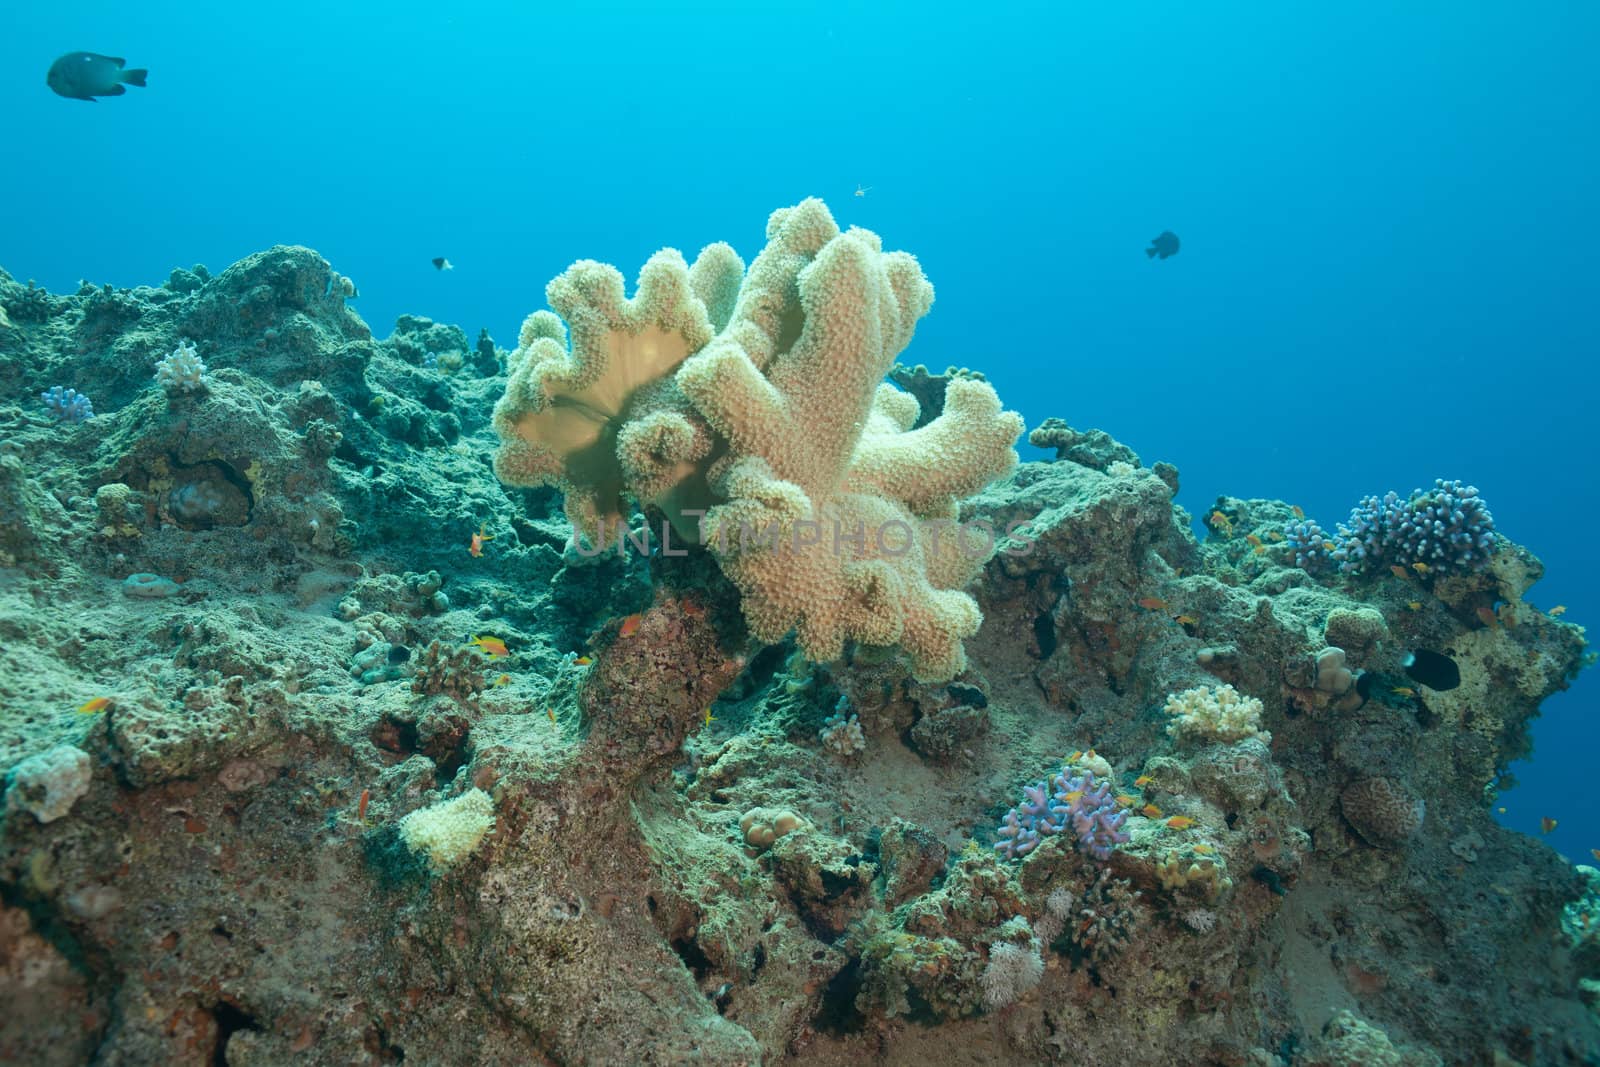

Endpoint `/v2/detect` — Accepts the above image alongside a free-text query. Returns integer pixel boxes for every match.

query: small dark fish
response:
[1403,650,1461,692]
[432,257,453,271]
[47,52,148,102]
[1146,230,1180,260]
[1252,866,1288,896]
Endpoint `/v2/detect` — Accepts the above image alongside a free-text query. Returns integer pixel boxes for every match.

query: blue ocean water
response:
[3,2,1595,857]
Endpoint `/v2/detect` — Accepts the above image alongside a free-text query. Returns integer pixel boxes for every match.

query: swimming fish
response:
[1174,614,1198,627]
[1403,650,1461,691]
[1411,562,1430,575]
[1245,534,1263,548]
[1290,505,1305,519]
[469,635,509,658]
[469,522,494,557]
[546,706,557,725]
[703,707,714,726]
[1475,606,1499,629]
[1166,816,1196,830]
[571,655,592,666]
[1391,686,1415,698]
[1061,790,1085,806]
[1114,794,1138,807]
[1134,775,1154,788]
[432,257,453,271]
[1389,565,1410,580]
[1592,849,1600,862]
[1406,601,1422,611]
[77,696,112,714]
[1141,804,1163,819]
[1146,230,1180,260]
[1193,843,1216,855]
[1137,597,1170,611]
[47,52,148,101]
[1541,816,1557,834]
[619,613,643,638]
[1549,605,1567,617]
[493,673,511,687]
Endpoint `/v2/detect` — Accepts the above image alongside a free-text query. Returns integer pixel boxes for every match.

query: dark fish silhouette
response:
[1146,231,1180,260]
[432,258,453,271]
[1402,650,1460,691]
[47,52,147,102]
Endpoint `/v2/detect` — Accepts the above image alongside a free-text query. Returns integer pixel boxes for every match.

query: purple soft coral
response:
[994,767,1130,862]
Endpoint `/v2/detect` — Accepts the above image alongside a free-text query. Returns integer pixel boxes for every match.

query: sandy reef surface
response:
[1,240,1597,1067]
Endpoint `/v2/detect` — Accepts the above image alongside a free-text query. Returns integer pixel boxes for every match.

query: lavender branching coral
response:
[1284,479,1497,577]
[994,765,1130,861]
[1284,517,1335,571]
[40,385,93,423]
[1332,479,1496,576]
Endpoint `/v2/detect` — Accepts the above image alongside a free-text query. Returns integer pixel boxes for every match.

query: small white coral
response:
[399,788,495,871]
[819,711,865,757]
[1034,885,1075,944]
[155,340,207,394]
[1164,683,1269,745]
[980,937,1043,1011]
[6,744,93,823]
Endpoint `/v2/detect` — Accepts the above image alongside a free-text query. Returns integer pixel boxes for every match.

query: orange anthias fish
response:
[493,673,512,687]
[1166,816,1196,830]
[1114,794,1138,807]
[469,522,495,558]
[1391,686,1416,698]
[619,613,643,638]
[1541,816,1557,834]
[1193,843,1216,855]
[1475,606,1499,629]
[1550,605,1568,618]
[1245,534,1263,548]
[1137,597,1170,612]
[469,635,509,658]
[1390,564,1410,580]
[1591,848,1600,863]
[77,696,113,715]
[1290,505,1305,519]
[1411,561,1430,575]
[1208,511,1233,537]
[1141,804,1163,819]
[571,655,592,667]
[1174,614,1198,627]
[1061,790,1085,806]
[1134,775,1154,788]
[1406,601,1422,611]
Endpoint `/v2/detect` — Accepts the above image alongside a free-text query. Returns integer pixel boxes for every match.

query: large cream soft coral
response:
[492,200,1023,681]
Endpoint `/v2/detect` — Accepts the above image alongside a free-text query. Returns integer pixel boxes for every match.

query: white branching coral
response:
[155,339,207,394]
[1164,683,1269,745]
[819,711,865,757]
[399,788,495,871]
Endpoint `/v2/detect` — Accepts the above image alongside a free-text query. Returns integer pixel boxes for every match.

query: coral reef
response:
[0,217,1595,1067]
